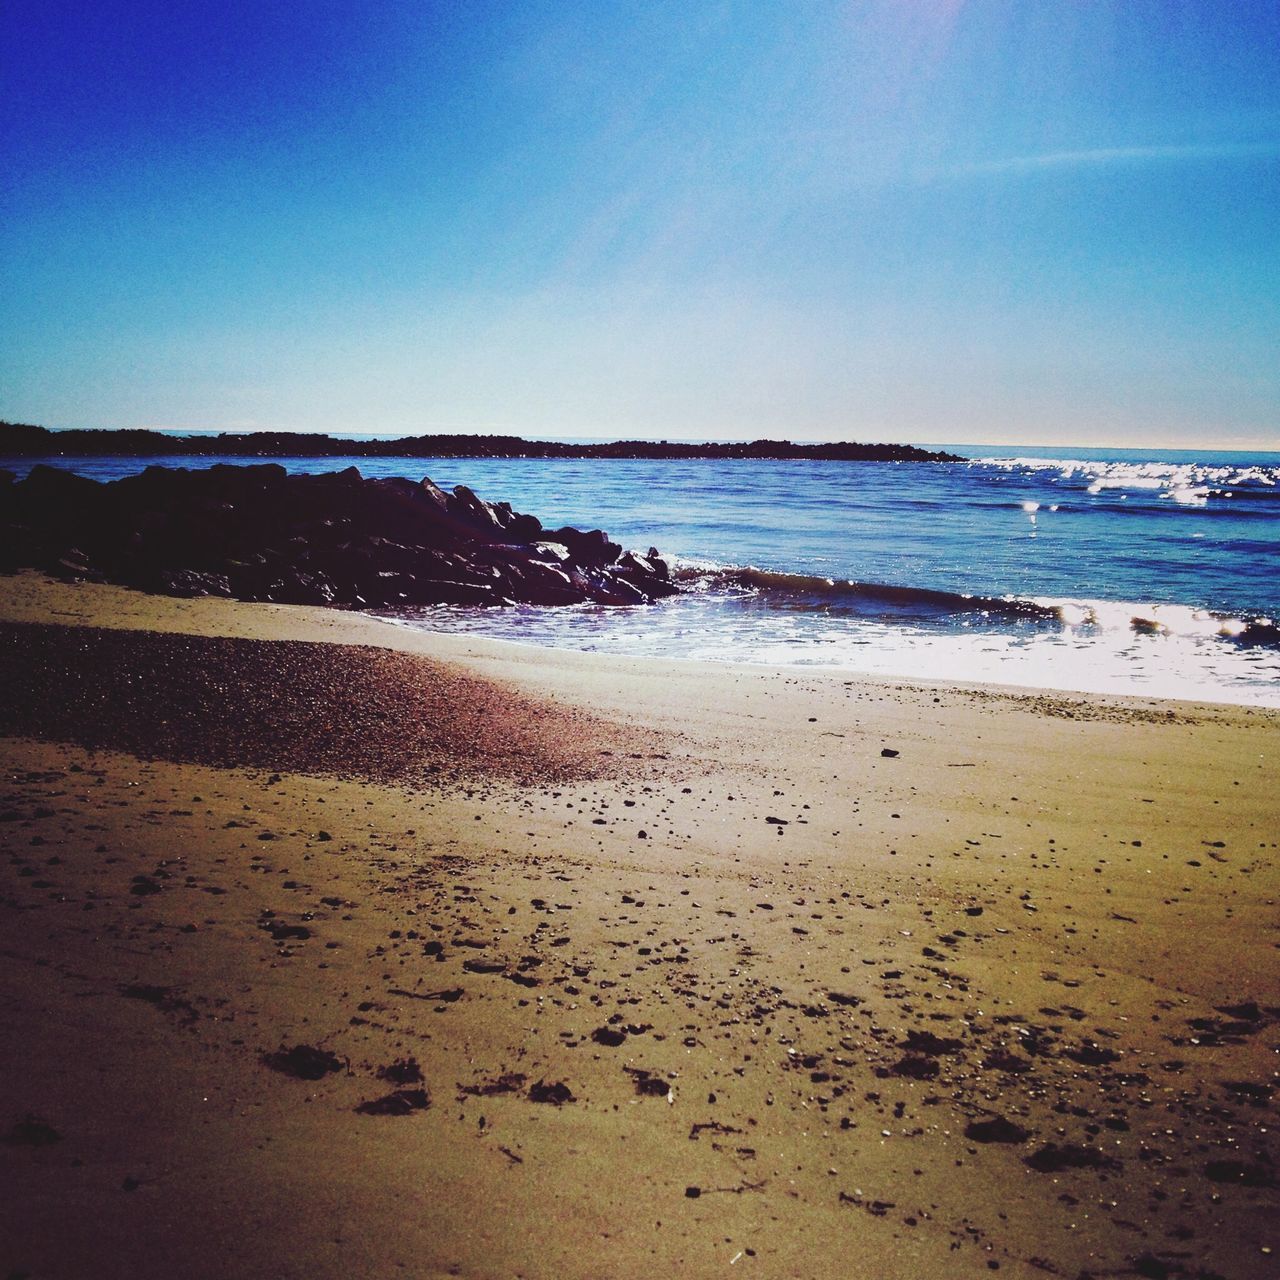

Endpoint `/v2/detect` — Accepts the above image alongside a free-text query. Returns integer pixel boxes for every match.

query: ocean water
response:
[5,446,1279,706]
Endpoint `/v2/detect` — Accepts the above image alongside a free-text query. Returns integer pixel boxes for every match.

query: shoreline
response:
[1,572,1277,1278]
[374,606,1280,715]
[3,569,1273,719]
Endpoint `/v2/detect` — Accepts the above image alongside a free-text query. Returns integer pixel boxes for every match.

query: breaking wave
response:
[675,562,1280,647]
[969,455,1280,514]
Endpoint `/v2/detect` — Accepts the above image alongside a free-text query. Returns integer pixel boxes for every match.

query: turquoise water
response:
[6,446,1279,704]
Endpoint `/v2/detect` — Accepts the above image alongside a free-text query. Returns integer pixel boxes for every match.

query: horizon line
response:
[10,421,1280,457]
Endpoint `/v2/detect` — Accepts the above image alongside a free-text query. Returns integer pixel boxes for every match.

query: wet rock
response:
[0,465,679,609]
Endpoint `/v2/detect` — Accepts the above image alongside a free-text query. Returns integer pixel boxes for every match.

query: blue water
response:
[5,446,1279,704]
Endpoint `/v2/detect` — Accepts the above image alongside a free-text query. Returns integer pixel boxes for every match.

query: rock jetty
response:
[0,464,678,608]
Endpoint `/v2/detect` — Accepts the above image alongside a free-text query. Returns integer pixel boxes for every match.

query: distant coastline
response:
[0,421,960,463]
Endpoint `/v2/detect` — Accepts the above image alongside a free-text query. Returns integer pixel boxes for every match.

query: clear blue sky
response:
[3,0,1277,446]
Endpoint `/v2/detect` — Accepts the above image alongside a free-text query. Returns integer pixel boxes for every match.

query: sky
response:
[2,0,1277,448]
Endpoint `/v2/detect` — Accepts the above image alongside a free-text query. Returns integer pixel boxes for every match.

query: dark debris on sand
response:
[356,1088,430,1116]
[263,1044,344,1081]
[3,1116,63,1147]
[527,1080,575,1105]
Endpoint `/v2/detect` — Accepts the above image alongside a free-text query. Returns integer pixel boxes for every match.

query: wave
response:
[968,456,1280,511]
[673,562,1280,647]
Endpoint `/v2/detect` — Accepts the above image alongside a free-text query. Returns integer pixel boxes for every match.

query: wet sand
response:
[1,572,1277,1279]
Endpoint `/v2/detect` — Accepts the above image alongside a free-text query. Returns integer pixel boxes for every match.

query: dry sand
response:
[0,571,1276,1280]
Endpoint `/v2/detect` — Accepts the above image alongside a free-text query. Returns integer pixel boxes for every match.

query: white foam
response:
[385,595,1280,708]
[972,455,1280,507]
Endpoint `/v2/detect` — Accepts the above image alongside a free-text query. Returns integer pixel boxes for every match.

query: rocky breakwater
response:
[0,464,678,608]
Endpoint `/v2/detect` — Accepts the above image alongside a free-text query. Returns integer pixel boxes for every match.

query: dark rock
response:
[158,569,233,598]
[264,571,337,606]
[591,1026,628,1047]
[548,526,621,568]
[0,464,680,609]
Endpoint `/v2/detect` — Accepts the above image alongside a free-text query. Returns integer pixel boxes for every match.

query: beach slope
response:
[1,573,1276,1279]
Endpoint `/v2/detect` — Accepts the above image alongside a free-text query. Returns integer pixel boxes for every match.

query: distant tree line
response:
[0,421,960,463]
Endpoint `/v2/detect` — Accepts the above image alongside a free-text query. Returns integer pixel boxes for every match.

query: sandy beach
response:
[1,570,1276,1280]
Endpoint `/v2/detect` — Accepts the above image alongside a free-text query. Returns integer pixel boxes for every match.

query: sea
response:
[5,444,1279,707]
